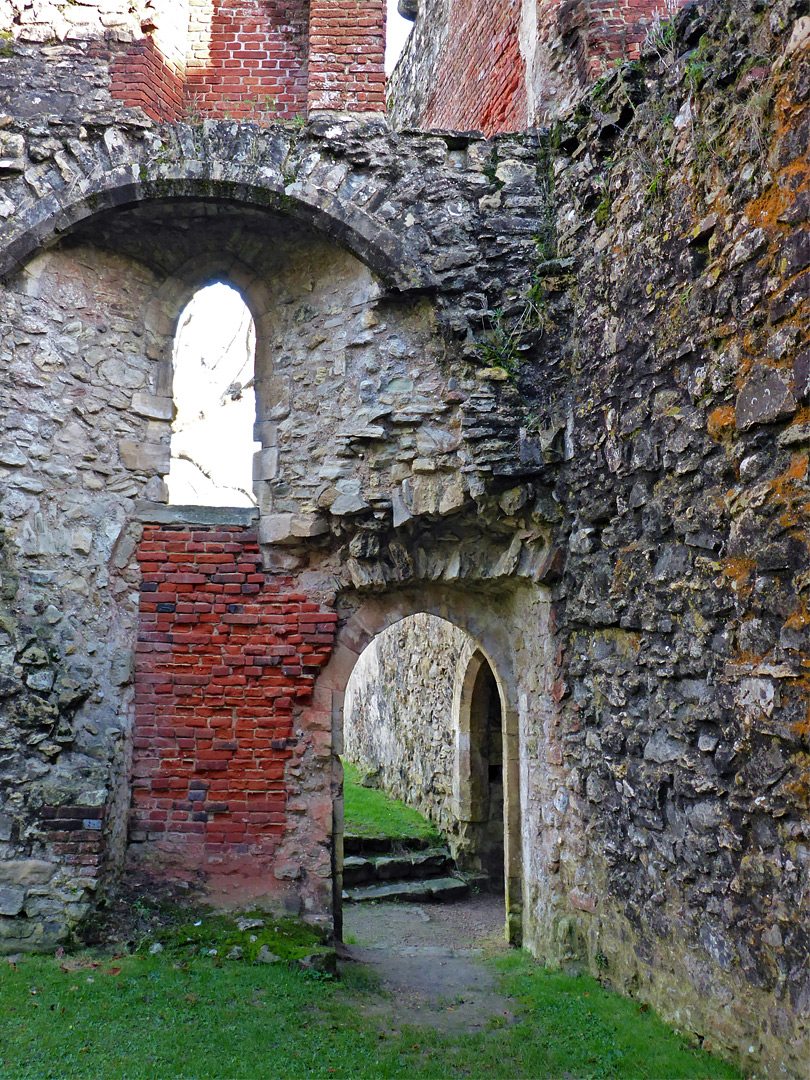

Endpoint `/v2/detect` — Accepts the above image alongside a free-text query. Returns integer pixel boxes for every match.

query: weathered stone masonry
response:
[0,0,809,1075]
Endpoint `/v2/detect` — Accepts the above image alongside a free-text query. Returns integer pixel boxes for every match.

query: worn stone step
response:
[343,833,436,856]
[342,876,470,904]
[376,849,452,880]
[342,848,454,887]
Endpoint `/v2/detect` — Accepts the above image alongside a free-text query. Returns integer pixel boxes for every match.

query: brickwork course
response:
[0,0,809,1075]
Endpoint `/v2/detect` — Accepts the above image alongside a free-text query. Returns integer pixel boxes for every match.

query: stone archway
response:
[311,583,541,947]
[0,116,555,957]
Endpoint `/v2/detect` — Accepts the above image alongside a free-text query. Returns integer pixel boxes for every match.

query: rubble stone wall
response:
[512,1,810,1071]
[0,244,159,951]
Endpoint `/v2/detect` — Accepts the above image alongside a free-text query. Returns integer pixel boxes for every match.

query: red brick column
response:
[308,0,386,113]
[130,524,336,889]
[109,39,185,122]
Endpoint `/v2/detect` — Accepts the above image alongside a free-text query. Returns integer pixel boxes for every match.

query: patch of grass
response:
[343,761,440,841]
[0,947,742,1079]
[489,952,742,1079]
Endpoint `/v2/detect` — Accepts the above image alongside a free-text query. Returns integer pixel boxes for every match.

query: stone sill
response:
[134,501,259,527]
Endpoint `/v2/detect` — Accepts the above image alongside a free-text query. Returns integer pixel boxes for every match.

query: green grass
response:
[0,946,742,1079]
[342,761,440,841]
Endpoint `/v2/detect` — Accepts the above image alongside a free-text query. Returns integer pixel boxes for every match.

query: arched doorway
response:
[320,588,525,947]
[454,649,505,889]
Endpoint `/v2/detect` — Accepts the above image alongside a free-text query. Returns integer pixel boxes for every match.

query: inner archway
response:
[343,614,506,892]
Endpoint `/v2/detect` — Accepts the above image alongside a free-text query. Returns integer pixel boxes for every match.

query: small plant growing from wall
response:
[644,0,681,65]
[475,290,547,377]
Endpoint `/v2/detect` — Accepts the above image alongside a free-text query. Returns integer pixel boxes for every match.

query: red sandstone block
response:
[192,531,233,542]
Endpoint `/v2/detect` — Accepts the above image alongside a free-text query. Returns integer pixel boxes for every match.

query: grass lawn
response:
[342,761,440,841]
[0,782,743,1079]
[0,937,742,1080]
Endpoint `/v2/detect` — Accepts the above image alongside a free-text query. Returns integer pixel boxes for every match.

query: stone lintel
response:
[134,501,259,527]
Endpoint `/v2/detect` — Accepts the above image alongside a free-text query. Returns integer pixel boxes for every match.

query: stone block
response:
[131,392,174,421]
[252,447,279,481]
[259,513,328,544]
[0,885,26,915]
[119,440,171,474]
[793,350,810,399]
[109,650,133,686]
[255,375,291,421]
[0,132,25,174]
[735,369,797,430]
[0,446,27,467]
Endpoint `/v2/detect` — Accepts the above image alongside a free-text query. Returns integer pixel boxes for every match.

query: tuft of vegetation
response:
[135,910,329,965]
[643,0,680,65]
[474,289,547,376]
[594,194,611,227]
[343,761,440,840]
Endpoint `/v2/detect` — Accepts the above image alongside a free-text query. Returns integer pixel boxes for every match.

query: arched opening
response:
[455,650,504,889]
[339,612,513,931]
[319,589,529,947]
[165,281,260,506]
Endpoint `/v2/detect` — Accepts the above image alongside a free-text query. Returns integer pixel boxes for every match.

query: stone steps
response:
[343,876,470,904]
[342,833,469,903]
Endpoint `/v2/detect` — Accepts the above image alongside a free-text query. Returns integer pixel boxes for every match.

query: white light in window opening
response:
[167,282,261,508]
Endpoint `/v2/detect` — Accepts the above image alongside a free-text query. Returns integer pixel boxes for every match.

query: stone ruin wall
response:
[526,1,810,1070]
[0,28,550,933]
[388,0,692,131]
[0,0,808,1072]
[343,614,471,836]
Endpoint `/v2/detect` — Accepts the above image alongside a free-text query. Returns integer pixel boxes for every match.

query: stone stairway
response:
[342,834,470,904]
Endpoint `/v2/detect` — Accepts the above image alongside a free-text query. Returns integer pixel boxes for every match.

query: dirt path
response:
[340,895,518,1033]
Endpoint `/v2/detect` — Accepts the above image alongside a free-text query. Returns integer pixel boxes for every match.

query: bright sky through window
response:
[167,283,260,508]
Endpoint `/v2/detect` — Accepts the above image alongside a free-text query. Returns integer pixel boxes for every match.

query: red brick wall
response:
[130,524,336,881]
[110,38,186,123]
[419,0,528,136]
[108,0,387,122]
[185,0,309,122]
[308,0,386,112]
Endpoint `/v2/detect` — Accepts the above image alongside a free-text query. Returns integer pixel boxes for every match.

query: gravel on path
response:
[339,894,519,1033]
